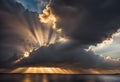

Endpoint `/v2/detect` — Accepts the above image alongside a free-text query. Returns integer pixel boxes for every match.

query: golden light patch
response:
[39,5,57,29]
[106,56,112,60]
[10,67,74,74]
[9,67,120,74]
[39,5,69,44]
[24,51,30,58]
[58,37,69,42]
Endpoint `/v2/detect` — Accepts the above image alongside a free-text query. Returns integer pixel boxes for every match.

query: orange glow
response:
[42,75,48,82]
[0,67,118,74]
[39,5,57,29]
[22,75,32,82]
[24,67,74,74]
[58,37,68,42]
[24,51,30,58]
[10,67,74,74]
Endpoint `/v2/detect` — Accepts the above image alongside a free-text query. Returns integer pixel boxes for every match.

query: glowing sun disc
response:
[24,52,29,58]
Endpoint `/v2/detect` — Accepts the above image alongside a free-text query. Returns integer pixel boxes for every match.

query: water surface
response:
[0,74,120,82]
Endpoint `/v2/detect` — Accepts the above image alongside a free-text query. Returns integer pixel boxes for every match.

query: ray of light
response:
[22,75,32,82]
[10,67,75,74]
[1,7,64,59]
[1,2,70,74]
[10,68,27,73]
[2,67,120,74]
[42,75,48,82]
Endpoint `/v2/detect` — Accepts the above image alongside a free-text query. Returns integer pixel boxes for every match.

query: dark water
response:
[0,74,120,82]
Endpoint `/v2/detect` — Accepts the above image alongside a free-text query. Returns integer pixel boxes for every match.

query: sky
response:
[0,0,120,74]
[15,0,49,13]
[13,0,120,59]
[90,31,120,58]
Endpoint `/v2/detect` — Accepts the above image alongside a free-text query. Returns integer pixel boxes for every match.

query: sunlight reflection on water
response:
[0,74,120,82]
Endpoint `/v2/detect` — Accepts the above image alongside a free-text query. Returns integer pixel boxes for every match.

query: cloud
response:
[90,31,120,58]
[15,41,120,72]
[0,0,120,74]
[0,0,57,68]
[49,0,120,45]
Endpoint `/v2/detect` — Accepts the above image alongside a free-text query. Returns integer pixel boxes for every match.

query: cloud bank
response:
[15,41,120,73]
[0,0,120,73]
[49,0,120,45]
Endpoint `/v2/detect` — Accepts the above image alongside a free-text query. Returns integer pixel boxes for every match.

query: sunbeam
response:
[10,67,74,74]
[1,0,120,75]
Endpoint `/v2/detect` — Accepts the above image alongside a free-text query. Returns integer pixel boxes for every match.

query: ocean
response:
[0,74,120,82]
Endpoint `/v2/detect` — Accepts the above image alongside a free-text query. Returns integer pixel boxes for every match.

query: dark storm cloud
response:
[49,0,120,45]
[0,0,120,74]
[0,0,45,67]
[13,0,120,71]
[15,41,120,71]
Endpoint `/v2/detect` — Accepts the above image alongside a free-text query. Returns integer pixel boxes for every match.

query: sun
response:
[24,51,30,58]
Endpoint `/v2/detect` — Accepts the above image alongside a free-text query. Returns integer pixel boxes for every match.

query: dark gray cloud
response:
[13,0,120,71]
[15,41,120,72]
[0,0,57,68]
[0,0,36,67]
[0,0,120,74]
[49,0,120,45]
